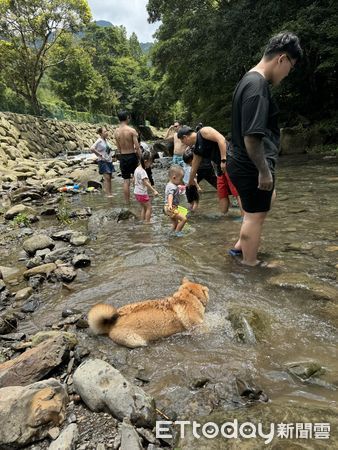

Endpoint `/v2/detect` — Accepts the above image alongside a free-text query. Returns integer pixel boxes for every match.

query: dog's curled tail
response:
[88,303,118,335]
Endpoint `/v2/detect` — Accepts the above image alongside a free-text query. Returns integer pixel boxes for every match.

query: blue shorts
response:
[98,161,114,175]
[172,155,184,167]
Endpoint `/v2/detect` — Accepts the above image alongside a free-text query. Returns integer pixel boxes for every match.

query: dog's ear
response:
[181,277,190,285]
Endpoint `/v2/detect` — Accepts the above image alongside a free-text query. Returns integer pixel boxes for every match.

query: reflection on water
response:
[19,156,338,420]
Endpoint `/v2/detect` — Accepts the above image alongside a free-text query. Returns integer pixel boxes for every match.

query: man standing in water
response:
[114,111,141,203]
[165,120,187,166]
[227,32,302,266]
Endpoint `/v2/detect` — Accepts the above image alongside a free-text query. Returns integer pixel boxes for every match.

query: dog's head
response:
[180,277,209,306]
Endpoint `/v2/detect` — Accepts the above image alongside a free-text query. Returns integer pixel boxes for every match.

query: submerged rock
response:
[227,306,271,344]
[87,208,136,237]
[268,272,338,301]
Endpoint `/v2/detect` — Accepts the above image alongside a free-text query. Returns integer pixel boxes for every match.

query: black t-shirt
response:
[229,71,280,174]
[193,130,222,165]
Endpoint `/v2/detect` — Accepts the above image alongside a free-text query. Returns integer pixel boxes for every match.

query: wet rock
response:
[136,427,158,445]
[4,203,36,220]
[44,247,74,264]
[326,245,338,252]
[0,378,68,448]
[87,180,102,190]
[72,254,91,268]
[21,294,40,313]
[30,331,78,348]
[48,423,79,450]
[18,227,34,236]
[23,234,55,256]
[227,306,271,344]
[69,207,92,219]
[0,313,17,334]
[10,187,43,204]
[23,262,57,279]
[62,307,82,318]
[0,265,21,282]
[28,274,45,289]
[52,230,76,242]
[54,265,77,283]
[14,286,33,301]
[87,208,136,237]
[0,332,25,341]
[41,207,57,216]
[236,378,269,403]
[284,242,313,252]
[268,273,338,301]
[70,233,89,246]
[0,280,6,292]
[120,419,143,450]
[0,334,76,387]
[287,362,325,381]
[26,255,43,269]
[73,359,156,428]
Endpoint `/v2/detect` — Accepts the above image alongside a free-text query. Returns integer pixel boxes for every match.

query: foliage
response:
[147,0,338,132]
[0,0,91,114]
[56,194,72,224]
[12,213,30,227]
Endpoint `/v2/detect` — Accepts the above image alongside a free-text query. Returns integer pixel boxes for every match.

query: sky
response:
[87,0,159,42]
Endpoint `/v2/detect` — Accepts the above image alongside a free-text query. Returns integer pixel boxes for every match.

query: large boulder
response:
[0,334,76,387]
[0,378,68,448]
[73,359,156,428]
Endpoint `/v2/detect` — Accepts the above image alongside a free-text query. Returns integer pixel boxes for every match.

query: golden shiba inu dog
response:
[87,278,209,348]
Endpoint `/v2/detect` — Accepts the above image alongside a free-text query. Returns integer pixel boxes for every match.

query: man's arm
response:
[244,135,273,190]
[188,154,202,185]
[200,127,228,172]
[164,125,174,139]
[132,131,141,158]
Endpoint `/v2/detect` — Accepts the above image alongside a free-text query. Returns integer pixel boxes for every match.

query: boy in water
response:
[164,165,187,237]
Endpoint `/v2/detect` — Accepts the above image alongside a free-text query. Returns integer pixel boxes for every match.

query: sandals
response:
[228,248,243,257]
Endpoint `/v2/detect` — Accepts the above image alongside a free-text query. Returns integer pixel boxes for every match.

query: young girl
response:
[134,151,159,222]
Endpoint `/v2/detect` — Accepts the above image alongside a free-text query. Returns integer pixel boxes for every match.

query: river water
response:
[14,155,338,447]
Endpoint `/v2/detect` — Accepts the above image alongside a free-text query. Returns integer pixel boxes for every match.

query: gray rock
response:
[62,308,81,318]
[48,423,79,450]
[54,265,77,282]
[69,233,89,246]
[45,247,74,264]
[72,254,91,268]
[48,427,60,440]
[4,204,36,220]
[23,263,57,279]
[14,287,33,301]
[0,332,25,341]
[23,234,55,256]
[0,378,68,448]
[28,274,45,289]
[0,280,6,292]
[73,359,156,428]
[52,230,76,242]
[0,334,75,387]
[0,313,17,334]
[87,180,102,189]
[36,248,52,258]
[120,419,143,450]
[26,255,43,269]
[21,295,40,313]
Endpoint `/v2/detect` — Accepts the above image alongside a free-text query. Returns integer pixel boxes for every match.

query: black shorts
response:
[197,168,217,189]
[119,153,139,179]
[227,169,275,213]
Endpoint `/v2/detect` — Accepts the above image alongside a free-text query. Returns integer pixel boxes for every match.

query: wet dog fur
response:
[87,278,209,348]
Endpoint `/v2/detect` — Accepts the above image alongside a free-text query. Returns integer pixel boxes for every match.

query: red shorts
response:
[135,194,150,203]
[217,172,238,199]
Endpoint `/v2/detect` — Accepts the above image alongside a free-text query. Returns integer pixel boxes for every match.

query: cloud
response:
[87,0,158,42]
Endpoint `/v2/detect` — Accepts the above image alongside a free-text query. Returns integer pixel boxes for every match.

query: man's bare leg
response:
[123,179,131,203]
[235,211,268,265]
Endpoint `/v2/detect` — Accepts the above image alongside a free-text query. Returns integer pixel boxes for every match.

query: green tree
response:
[0,0,91,114]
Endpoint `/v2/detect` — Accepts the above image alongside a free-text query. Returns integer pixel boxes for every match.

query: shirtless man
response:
[165,120,187,166]
[114,111,141,202]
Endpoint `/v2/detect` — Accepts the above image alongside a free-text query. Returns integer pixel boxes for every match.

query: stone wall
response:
[0,112,118,165]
